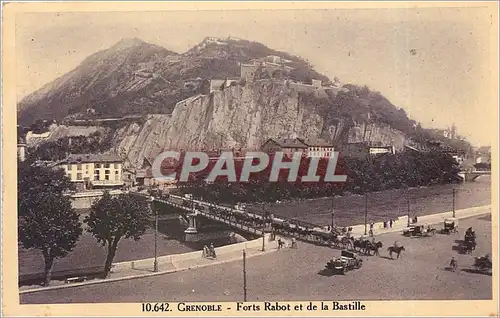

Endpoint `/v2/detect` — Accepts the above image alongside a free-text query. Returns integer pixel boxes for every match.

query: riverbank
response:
[248,178,491,227]
[19,204,491,294]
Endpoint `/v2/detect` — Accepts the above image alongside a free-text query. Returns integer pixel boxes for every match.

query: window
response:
[105,170,110,175]
[114,163,118,169]
[77,173,83,180]
[95,163,101,168]
[104,163,110,168]
[85,164,89,169]
[94,170,100,181]
[77,164,82,171]
[105,175,110,180]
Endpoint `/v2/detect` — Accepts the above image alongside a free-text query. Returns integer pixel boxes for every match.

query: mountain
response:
[17,37,328,125]
[19,36,473,166]
[18,38,179,124]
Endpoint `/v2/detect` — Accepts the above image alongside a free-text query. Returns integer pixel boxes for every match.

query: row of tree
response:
[18,162,151,286]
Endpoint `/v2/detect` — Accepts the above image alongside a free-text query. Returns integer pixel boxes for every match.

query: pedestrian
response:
[389,219,393,228]
[327,225,331,232]
[383,221,387,229]
[291,237,297,249]
[202,245,209,258]
[277,238,283,250]
[370,222,374,231]
[209,242,216,259]
[369,229,374,237]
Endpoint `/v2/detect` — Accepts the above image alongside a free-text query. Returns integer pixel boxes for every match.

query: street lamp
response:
[330,197,335,229]
[452,187,456,218]
[407,188,411,227]
[148,196,158,272]
[242,250,247,301]
[261,204,266,251]
[364,193,368,235]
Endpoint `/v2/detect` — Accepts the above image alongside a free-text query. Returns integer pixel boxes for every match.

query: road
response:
[21,214,492,303]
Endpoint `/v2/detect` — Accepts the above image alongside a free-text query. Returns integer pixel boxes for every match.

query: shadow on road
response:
[379,256,395,261]
[317,269,335,277]
[461,268,492,276]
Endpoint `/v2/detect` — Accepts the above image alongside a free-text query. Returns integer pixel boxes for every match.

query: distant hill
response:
[18,36,472,154]
[18,37,328,125]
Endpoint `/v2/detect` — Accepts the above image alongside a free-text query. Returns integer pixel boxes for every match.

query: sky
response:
[15,6,496,146]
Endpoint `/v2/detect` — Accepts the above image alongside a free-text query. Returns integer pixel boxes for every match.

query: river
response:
[247,176,491,228]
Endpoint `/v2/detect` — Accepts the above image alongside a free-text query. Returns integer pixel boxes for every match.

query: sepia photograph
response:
[2,1,498,316]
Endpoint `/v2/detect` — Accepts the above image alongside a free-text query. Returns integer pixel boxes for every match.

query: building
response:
[311,79,322,88]
[475,146,492,164]
[17,137,27,162]
[135,156,178,187]
[261,138,307,158]
[209,78,240,93]
[123,168,136,187]
[56,154,124,191]
[296,138,335,158]
[340,143,395,159]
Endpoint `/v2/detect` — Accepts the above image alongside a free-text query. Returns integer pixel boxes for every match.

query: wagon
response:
[403,225,422,237]
[473,255,492,275]
[441,218,458,234]
[325,258,346,275]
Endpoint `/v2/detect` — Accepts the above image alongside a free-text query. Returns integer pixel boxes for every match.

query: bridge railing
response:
[130,191,337,239]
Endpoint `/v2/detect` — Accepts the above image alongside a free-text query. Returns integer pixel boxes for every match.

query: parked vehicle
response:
[325,250,363,275]
[441,218,459,234]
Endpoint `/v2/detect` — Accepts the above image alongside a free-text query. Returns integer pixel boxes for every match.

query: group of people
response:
[202,243,217,259]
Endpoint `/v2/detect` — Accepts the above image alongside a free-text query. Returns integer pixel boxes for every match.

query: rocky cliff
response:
[110,114,171,168]
[104,80,408,167]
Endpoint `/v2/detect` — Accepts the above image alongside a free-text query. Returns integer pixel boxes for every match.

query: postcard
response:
[2,1,498,316]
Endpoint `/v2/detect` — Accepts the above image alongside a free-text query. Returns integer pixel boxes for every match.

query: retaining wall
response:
[112,233,272,272]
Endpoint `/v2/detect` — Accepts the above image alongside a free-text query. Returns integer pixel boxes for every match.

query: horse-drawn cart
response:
[403,225,436,237]
[441,218,458,234]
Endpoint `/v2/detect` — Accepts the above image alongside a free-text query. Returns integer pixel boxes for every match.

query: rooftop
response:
[265,138,308,148]
[298,138,334,148]
[63,153,122,164]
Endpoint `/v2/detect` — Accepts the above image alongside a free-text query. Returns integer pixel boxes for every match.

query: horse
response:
[366,241,383,256]
[340,236,353,250]
[463,240,476,254]
[387,246,405,259]
[352,239,370,253]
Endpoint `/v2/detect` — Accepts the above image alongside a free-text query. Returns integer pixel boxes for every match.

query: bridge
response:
[458,170,491,182]
[130,192,332,240]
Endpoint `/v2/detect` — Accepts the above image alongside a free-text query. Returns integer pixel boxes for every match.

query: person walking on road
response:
[291,237,297,249]
[209,242,216,259]
[389,219,393,228]
[202,245,209,258]
[277,238,284,250]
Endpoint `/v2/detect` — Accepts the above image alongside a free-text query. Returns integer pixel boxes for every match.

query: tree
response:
[18,164,82,286]
[84,192,151,278]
